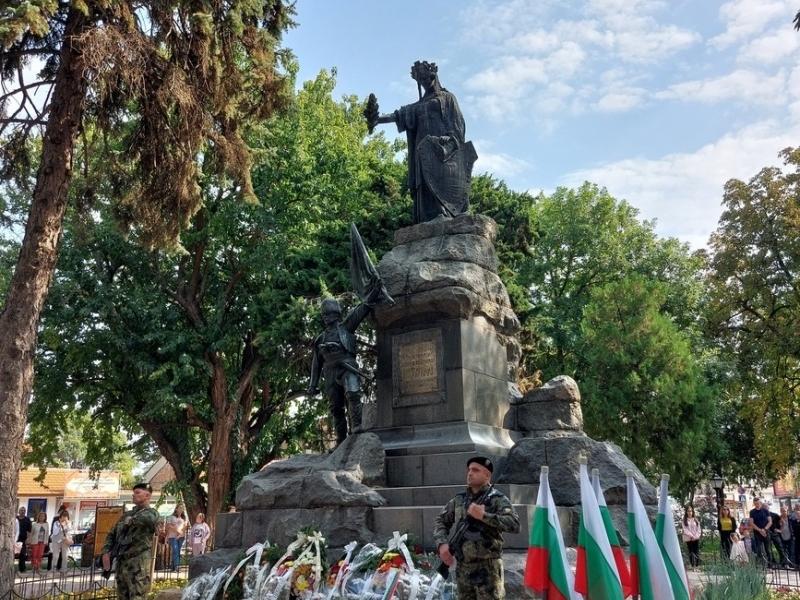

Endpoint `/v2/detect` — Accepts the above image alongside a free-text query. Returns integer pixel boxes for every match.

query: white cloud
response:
[611,26,701,64]
[736,28,800,64]
[562,120,800,248]
[595,88,647,111]
[708,0,793,50]
[474,147,532,178]
[655,69,788,106]
[465,56,549,98]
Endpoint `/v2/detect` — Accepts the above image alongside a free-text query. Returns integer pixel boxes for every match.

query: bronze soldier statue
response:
[365,61,478,224]
[307,289,380,445]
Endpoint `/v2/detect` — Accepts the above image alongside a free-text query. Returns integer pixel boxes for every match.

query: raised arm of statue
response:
[364,94,397,134]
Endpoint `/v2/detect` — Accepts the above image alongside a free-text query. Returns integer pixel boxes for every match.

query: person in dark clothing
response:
[769,510,792,568]
[790,506,800,569]
[16,507,32,572]
[750,497,773,566]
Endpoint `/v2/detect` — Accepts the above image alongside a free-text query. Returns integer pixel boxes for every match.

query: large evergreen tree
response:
[0,0,293,591]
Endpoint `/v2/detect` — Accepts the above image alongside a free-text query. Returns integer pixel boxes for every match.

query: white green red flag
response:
[524,466,582,600]
[591,469,633,598]
[626,471,674,600]
[575,459,625,600]
[654,475,691,600]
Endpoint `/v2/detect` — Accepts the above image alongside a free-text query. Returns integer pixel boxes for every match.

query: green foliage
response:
[579,274,716,494]
[698,561,767,600]
[705,146,800,477]
[29,69,407,515]
[520,183,655,379]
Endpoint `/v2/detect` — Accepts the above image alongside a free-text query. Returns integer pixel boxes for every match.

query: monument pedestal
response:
[370,214,521,484]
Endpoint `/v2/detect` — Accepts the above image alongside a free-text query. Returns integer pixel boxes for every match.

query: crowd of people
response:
[15,497,215,577]
[744,496,800,569]
[681,496,800,570]
[14,505,76,573]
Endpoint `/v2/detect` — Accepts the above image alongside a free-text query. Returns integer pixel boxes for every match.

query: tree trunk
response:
[205,352,236,531]
[0,9,89,597]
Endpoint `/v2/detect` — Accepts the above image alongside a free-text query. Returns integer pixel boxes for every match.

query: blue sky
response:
[285,0,800,249]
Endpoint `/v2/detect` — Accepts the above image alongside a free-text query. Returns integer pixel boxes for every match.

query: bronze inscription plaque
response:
[392,329,445,407]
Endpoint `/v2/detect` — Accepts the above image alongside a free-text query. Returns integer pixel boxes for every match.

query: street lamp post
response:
[712,473,725,510]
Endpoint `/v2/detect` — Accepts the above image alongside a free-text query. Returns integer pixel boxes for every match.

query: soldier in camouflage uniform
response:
[434,456,520,600]
[102,483,159,600]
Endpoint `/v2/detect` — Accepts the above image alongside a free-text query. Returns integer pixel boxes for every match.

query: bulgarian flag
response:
[575,458,625,600]
[524,466,582,600]
[592,469,632,598]
[626,470,674,600]
[654,475,691,600]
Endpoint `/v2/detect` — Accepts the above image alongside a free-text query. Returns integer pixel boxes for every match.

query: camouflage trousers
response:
[116,555,152,600]
[455,558,505,600]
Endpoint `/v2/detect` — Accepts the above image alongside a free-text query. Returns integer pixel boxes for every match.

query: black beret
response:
[467,456,493,473]
[133,482,153,493]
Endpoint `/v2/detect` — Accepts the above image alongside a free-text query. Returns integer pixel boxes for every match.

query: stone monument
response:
[201,64,657,597]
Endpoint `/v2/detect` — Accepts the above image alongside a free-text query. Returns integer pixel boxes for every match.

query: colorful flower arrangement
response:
[181,528,453,600]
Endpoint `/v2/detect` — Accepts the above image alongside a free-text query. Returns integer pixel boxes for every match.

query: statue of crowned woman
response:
[365,61,478,224]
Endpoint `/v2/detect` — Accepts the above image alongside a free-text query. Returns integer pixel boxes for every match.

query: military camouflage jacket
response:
[434,485,520,562]
[101,505,159,561]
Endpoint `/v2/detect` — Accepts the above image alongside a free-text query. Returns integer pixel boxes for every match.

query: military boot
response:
[333,415,348,445]
[347,394,364,434]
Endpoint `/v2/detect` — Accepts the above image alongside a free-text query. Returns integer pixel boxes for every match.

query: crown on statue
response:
[410,61,438,82]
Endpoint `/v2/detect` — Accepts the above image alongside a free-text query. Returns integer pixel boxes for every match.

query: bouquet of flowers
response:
[361,533,418,600]
[259,528,328,600]
[338,543,384,599]
[183,567,231,600]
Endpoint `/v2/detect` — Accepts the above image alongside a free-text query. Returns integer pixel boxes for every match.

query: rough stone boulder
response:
[189,547,241,579]
[373,214,519,336]
[236,433,387,510]
[496,435,656,507]
[510,375,584,434]
[372,213,521,376]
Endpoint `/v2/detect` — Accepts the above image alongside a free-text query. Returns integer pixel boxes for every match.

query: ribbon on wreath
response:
[387,531,423,600]
[387,532,415,573]
[423,573,444,600]
[307,530,325,592]
[264,568,294,600]
[266,531,309,580]
[328,541,358,600]
[223,540,271,594]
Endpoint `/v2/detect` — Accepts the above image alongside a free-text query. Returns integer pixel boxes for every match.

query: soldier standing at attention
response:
[434,457,520,600]
[102,483,159,600]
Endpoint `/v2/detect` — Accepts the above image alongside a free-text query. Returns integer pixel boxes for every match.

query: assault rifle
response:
[437,484,495,578]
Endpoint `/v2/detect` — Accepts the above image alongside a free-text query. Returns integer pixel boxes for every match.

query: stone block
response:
[236,434,387,510]
[372,507,424,546]
[386,455,423,487]
[514,375,583,433]
[240,507,375,548]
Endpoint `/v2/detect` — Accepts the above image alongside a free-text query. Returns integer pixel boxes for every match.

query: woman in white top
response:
[166,504,187,571]
[29,512,49,571]
[682,505,702,569]
[190,513,211,556]
[50,510,73,573]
